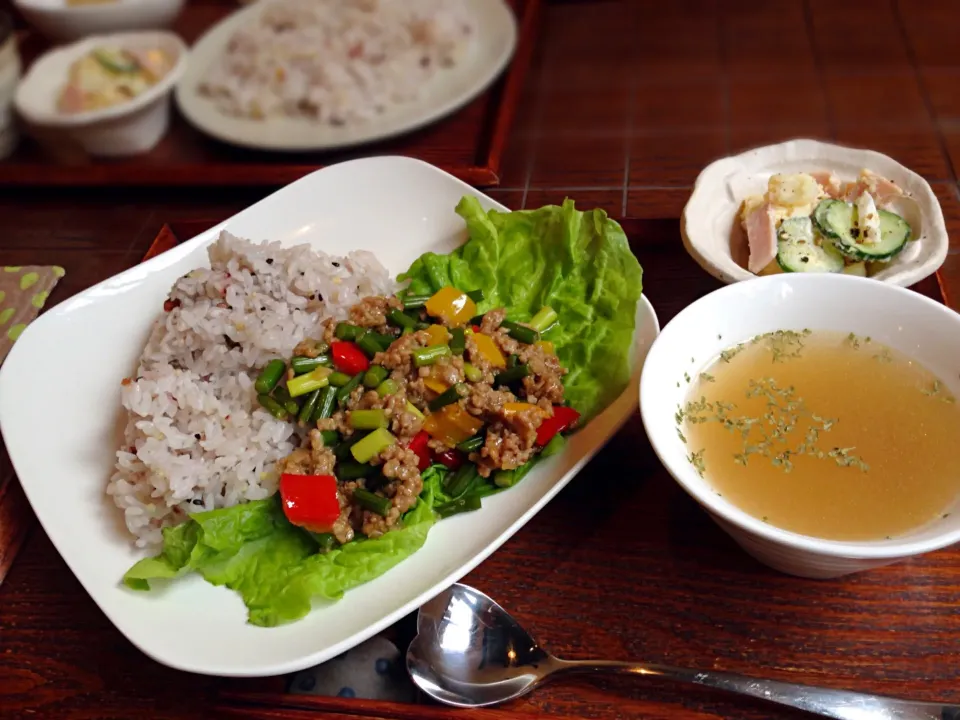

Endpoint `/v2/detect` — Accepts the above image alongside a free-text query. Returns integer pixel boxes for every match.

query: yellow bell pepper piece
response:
[503,402,548,418]
[423,376,448,394]
[472,332,506,369]
[425,324,451,347]
[423,404,484,446]
[425,286,477,326]
[535,340,555,355]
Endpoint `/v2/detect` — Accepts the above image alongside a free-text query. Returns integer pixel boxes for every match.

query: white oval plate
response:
[682,139,949,287]
[175,0,518,152]
[0,157,658,677]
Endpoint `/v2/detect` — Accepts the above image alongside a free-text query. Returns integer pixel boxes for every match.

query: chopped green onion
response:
[456,435,484,453]
[291,355,331,374]
[313,386,338,421]
[350,427,396,463]
[450,327,466,355]
[357,332,385,358]
[465,289,484,303]
[402,293,432,309]
[272,386,300,415]
[406,401,425,421]
[494,364,530,387]
[540,434,566,457]
[501,320,539,344]
[376,378,399,397]
[367,331,396,348]
[444,463,479,497]
[428,383,467,412]
[254,359,286,394]
[353,488,392,516]
[387,309,417,330]
[507,353,519,368]
[412,345,451,367]
[311,532,336,552]
[319,429,340,447]
[257,394,288,420]
[436,494,483,518]
[334,322,364,341]
[338,461,376,480]
[529,306,558,333]
[415,321,431,331]
[349,409,388,430]
[298,389,321,425]
[287,366,332,398]
[336,372,365,406]
[463,362,483,383]
[493,469,516,488]
[329,371,352,387]
[363,365,389,388]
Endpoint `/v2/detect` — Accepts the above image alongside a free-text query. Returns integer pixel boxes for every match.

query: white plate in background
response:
[0,156,658,677]
[176,0,518,151]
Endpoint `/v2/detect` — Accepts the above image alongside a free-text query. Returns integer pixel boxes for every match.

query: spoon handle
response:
[553,660,957,720]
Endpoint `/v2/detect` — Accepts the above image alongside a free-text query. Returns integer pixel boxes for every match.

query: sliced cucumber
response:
[93,48,138,74]
[812,199,911,261]
[776,217,844,273]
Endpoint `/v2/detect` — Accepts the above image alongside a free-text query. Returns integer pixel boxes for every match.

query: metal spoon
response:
[406,583,959,719]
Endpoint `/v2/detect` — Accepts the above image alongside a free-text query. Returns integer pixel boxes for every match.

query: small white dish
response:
[175,0,517,152]
[14,30,188,156]
[14,0,185,44]
[682,139,949,287]
[640,272,960,579]
[0,156,659,677]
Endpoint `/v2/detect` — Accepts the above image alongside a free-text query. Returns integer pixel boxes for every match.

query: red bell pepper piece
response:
[434,449,464,471]
[535,405,581,446]
[471,325,482,333]
[331,341,369,375]
[279,473,341,533]
[408,430,432,471]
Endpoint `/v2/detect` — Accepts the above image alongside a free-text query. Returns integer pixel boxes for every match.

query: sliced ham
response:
[809,171,843,198]
[841,170,904,206]
[743,202,778,274]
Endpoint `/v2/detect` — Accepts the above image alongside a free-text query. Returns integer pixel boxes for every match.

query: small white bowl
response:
[14,30,188,156]
[640,273,960,579]
[14,0,185,44]
[682,139,949,287]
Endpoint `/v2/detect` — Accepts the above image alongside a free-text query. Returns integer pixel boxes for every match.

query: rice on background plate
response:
[107,231,397,547]
[199,0,477,126]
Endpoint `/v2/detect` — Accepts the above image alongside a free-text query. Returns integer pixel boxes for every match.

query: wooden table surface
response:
[2,1,960,719]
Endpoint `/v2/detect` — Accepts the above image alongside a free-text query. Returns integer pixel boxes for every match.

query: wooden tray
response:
[136,216,952,720]
[0,0,541,188]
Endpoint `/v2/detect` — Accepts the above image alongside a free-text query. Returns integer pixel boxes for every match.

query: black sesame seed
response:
[266,258,274,265]
[332,262,340,268]
[194,433,201,440]
[192,499,203,506]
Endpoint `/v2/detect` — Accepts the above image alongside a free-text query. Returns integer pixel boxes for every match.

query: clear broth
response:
[680,330,960,541]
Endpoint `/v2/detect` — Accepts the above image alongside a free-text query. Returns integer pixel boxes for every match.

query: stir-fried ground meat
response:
[276,291,571,545]
[292,339,323,358]
[350,295,401,329]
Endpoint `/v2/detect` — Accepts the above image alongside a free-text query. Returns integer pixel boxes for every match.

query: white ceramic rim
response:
[681,138,949,287]
[640,272,960,560]
[174,0,518,152]
[14,30,188,128]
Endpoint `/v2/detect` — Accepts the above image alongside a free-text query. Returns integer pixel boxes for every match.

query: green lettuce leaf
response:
[123,475,439,627]
[400,196,643,420]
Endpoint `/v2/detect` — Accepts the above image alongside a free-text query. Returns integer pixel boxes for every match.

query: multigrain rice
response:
[107,231,397,547]
[199,0,476,126]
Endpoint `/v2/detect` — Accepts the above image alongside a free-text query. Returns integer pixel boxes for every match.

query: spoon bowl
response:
[405,583,553,707]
